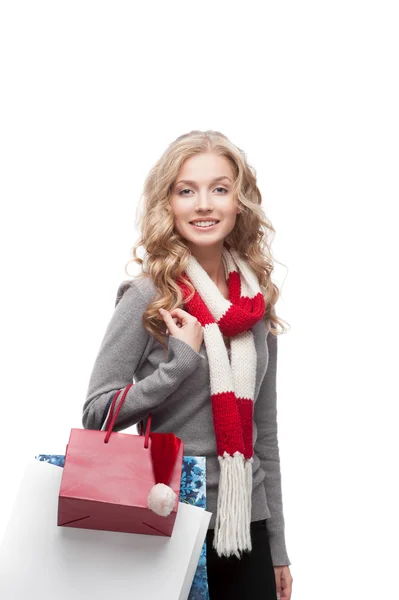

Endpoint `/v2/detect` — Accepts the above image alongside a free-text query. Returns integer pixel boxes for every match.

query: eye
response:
[178,187,228,196]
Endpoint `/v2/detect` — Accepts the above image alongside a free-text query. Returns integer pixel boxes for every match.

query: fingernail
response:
[159,308,165,313]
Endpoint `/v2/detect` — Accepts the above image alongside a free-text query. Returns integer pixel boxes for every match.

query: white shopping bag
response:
[0,459,212,600]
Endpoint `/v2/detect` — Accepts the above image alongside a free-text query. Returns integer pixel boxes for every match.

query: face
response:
[170,152,240,253]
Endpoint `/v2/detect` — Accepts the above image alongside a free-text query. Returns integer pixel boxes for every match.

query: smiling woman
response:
[83,130,292,600]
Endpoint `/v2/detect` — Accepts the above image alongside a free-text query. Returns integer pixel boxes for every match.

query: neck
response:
[189,244,227,286]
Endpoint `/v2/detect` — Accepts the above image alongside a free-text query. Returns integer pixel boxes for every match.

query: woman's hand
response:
[159,307,204,354]
[274,565,293,599]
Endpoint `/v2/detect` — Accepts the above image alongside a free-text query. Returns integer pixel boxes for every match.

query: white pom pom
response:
[147,483,177,517]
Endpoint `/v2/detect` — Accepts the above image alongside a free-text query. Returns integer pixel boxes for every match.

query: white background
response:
[1,1,398,598]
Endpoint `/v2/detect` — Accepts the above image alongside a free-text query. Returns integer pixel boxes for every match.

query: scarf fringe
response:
[245,457,254,550]
[213,451,253,558]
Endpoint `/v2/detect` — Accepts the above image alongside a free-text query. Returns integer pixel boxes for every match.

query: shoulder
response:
[115,275,158,308]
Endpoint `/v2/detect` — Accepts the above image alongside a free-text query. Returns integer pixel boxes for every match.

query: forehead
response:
[176,153,234,182]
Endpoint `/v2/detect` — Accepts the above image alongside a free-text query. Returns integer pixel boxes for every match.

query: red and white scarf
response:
[177,246,266,558]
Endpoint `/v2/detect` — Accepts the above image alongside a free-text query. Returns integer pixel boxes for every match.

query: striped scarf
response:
[177,246,266,558]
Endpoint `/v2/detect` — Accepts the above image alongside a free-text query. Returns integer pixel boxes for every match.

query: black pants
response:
[206,519,277,600]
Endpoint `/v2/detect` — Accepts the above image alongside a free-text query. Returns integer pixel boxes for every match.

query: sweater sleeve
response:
[254,329,291,567]
[82,280,204,431]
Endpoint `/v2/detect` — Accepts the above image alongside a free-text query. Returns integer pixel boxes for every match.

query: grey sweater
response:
[82,276,291,566]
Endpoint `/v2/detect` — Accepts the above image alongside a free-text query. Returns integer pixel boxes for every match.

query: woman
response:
[82,130,293,600]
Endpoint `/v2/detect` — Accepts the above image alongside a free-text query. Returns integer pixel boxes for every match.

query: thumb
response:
[159,308,179,335]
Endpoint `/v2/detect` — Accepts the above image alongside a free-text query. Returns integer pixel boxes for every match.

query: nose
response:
[195,191,213,212]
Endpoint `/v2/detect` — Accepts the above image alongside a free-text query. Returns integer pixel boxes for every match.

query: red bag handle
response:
[139,414,152,449]
[103,383,152,447]
[104,389,124,431]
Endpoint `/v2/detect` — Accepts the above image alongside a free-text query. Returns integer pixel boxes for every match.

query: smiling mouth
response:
[190,221,220,228]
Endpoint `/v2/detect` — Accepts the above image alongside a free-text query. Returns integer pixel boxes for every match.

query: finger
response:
[169,307,197,323]
[160,310,182,324]
[168,316,180,330]
[159,308,180,335]
[280,581,293,599]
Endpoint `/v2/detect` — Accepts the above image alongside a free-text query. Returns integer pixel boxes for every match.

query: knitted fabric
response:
[177,246,266,558]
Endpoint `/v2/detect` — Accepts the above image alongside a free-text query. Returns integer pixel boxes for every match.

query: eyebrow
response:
[175,176,232,186]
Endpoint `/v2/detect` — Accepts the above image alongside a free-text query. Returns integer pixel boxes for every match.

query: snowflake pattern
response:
[36,453,209,600]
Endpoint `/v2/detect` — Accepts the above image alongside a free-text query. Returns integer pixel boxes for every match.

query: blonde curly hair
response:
[125,129,289,350]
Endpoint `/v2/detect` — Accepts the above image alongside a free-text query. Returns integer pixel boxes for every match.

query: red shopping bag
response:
[58,384,184,537]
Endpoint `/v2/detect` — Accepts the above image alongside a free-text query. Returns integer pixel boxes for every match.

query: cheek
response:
[170,205,187,232]
[170,199,187,220]
[223,211,238,225]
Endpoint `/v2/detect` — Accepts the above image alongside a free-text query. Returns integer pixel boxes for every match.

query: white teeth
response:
[191,221,218,227]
